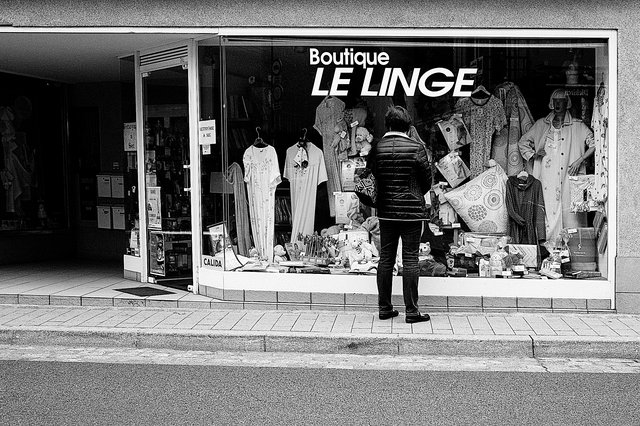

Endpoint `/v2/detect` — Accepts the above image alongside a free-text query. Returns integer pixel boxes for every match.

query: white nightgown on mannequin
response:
[243,145,281,262]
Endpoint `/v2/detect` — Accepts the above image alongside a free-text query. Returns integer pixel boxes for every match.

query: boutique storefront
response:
[106,29,617,311]
[7,0,640,312]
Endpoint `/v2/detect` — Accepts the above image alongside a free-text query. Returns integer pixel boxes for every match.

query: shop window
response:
[204,37,610,281]
[0,73,68,232]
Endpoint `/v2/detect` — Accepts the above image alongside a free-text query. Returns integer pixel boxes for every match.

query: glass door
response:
[142,65,193,286]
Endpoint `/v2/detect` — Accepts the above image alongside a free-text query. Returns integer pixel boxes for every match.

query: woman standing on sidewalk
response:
[368,106,432,323]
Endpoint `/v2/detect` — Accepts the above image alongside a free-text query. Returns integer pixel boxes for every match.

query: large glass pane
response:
[0,72,67,232]
[198,41,229,266]
[120,55,140,257]
[215,37,610,280]
[142,66,192,283]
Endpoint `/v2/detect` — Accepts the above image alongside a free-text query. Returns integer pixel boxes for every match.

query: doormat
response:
[115,286,175,297]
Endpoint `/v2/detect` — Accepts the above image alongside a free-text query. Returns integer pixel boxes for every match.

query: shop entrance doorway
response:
[142,65,192,287]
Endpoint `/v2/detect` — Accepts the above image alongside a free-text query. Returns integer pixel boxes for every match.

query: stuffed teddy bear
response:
[354,127,373,156]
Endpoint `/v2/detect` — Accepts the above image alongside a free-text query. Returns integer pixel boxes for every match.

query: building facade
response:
[0,1,638,313]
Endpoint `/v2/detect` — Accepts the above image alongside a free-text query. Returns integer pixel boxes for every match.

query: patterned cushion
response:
[444,164,509,233]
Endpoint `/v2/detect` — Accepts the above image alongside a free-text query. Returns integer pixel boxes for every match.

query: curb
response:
[2,326,638,359]
[532,336,640,359]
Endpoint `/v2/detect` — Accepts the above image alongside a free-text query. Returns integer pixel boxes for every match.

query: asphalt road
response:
[1,359,639,425]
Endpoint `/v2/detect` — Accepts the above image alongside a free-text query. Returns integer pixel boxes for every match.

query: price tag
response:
[350,120,359,128]
[202,145,211,155]
[567,228,578,234]
[452,223,461,228]
[340,131,347,138]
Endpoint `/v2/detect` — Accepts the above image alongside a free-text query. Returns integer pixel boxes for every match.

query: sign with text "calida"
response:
[309,48,477,97]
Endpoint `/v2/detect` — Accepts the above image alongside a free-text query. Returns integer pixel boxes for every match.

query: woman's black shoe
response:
[379,310,399,320]
[406,313,430,324]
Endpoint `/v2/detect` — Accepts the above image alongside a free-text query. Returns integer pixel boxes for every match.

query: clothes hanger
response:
[253,127,267,148]
[517,169,529,180]
[471,84,491,99]
[597,73,606,100]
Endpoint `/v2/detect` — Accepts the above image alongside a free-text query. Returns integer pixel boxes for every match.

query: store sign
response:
[123,122,137,152]
[309,48,477,97]
[202,255,223,270]
[199,119,216,145]
[146,186,162,230]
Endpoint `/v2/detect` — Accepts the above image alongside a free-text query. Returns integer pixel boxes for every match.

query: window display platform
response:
[198,268,613,312]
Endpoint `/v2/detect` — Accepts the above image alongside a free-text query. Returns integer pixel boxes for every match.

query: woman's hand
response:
[568,158,583,175]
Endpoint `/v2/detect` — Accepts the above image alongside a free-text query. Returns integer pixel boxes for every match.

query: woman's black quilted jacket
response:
[368,132,432,221]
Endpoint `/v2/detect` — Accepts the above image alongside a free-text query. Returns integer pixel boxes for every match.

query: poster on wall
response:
[207,222,229,256]
[123,122,137,152]
[147,186,162,230]
[149,232,165,276]
[334,192,360,224]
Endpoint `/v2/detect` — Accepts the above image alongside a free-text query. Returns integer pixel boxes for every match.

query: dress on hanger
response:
[491,82,534,176]
[455,96,507,178]
[505,175,546,245]
[591,89,609,203]
[225,162,251,256]
[314,96,345,216]
[284,142,328,242]
[243,144,281,262]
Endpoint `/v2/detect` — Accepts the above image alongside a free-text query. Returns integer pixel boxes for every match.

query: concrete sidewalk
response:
[1,304,639,359]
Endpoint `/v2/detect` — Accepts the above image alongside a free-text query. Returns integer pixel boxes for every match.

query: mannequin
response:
[518,89,594,243]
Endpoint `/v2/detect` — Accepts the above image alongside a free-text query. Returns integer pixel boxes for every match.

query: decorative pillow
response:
[444,163,509,233]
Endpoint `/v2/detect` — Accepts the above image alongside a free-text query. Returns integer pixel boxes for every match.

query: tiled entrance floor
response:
[0,260,214,309]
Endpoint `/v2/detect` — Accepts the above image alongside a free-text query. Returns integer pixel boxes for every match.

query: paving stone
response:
[18,295,50,305]
[448,296,482,308]
[50,296,81,306]
[344,293,377,306]
[210,300,244,310]
[311,293,344,305]
[146,299,178,309]
[244,290,277,303]
[587,299,613,311]
[505,317,533,332]
[277,303,311,311]
[0,295,19,304]
[114,298,146,308]
[232,312,265,331]
[517,298,552,309]
[81,297,114,307]
[222,289,244,302]
[422,295,447,307]
[482,297,517,308]
[174,311,215,329]
[243,302,277,310]
[177,301,211,309]
[467,316,493,330]
[278,291,311,304]
[202,286,223,300]
[552,298,587,310]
